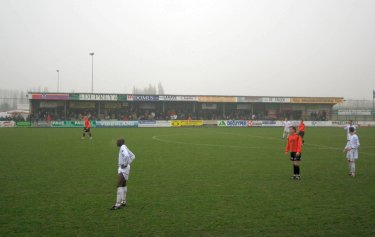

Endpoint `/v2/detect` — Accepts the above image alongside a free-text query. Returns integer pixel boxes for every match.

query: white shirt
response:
[344,124,357,140]
[283,121,292,131]
[346,134,360,149]
[118,144,134,167]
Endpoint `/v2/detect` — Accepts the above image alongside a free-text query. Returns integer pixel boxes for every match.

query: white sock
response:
[122,186,127,203]
[116,187,122,206]
[350,162,356,173]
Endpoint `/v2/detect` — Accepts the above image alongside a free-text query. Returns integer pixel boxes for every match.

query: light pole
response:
[90,52,94,93]
[56,69,60,92]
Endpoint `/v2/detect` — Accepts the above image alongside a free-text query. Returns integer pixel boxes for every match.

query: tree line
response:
[0,89,28,112]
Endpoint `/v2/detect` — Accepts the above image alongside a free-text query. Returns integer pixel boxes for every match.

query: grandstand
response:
[27,92,344,123]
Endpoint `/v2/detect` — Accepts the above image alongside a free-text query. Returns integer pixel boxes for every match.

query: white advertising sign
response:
[262,97,291,103]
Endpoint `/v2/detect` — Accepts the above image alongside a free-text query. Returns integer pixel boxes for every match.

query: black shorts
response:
[298,131,305,138]
[299,131,305,138]
[290,152,301,161]
[83,127,90,133]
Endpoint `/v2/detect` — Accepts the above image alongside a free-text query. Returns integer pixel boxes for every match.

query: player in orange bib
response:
[285,126,303,180]
[82,116,92,140]
[298,120,305,144]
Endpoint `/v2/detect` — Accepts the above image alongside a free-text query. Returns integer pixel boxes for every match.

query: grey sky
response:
[0,0,374,99]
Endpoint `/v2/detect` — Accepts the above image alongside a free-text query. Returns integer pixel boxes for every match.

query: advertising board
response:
[96,121,138,128]
[171,120,204,127]
[16,121,32,127]
[0,121,16,127]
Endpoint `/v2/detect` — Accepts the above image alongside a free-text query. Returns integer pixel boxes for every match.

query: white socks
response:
[283,131,289,139]
[123,186,127,203]
[115,186,128,206]
[350,162,356,174]
[116,187,123,206]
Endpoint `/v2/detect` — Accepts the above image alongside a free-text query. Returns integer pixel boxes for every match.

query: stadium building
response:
[27,92,344,122]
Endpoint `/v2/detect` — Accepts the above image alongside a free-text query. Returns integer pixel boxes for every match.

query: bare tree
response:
[132,83,164,95]
[158,82,165,95]
[132,82,164,95]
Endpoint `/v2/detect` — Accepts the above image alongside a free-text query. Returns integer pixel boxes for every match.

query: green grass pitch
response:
[1,127,374,236]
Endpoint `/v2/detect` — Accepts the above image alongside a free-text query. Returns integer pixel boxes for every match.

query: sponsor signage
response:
[156,121,172,127]
[0,121,16,127]
[177,96,198,101]
[237,97,262,103]
[356,121,375,127]
[96,121,138,127]
[138,120,157,128]
[216,120,336,127]
[290,97,344,104]
[69,94,80,100]
[36,121,50,127]
[332,121,353,126]
[138,120,172,127]
[217,120,253,127]
[217,120,227,127]
[79,94,118,101]
[16,121,32,127]
[198,96,236,102]
[262,97,291,103]
[69,93,126,101]
[305,121,333,127]
[250,121,263,127]
[127,95,159,101]
[117,95,127,101]
[159,95,198,101]
[159,95,177,101]
[338,110,372,116]
[171,120,204,127]
[226,120,248,127]
[51,121,96,128]
[30,93,69,100]
[261,120,277,126]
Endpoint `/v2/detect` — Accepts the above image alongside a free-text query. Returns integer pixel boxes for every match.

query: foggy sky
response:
[0,0,374,99]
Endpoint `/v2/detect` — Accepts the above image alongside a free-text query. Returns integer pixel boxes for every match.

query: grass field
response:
[1,127,375,236]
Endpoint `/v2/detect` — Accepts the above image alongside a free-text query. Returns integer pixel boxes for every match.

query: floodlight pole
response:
[90,52,94,93]
[56,69,60,92]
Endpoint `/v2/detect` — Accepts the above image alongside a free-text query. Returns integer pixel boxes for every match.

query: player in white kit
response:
[344,127,360,177]
[344,120,357,141]
[282,118,292,139]
[111,138,135,210]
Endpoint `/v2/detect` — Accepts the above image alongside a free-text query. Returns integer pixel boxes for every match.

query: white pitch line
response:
[211,130,375,156]
[151,135,267,149]
[152,131,375,156]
